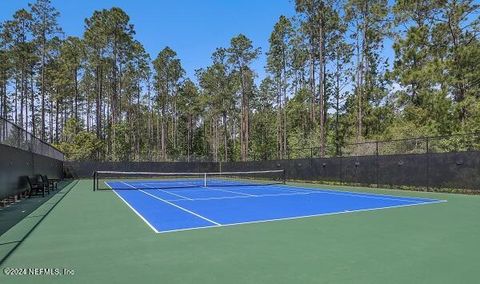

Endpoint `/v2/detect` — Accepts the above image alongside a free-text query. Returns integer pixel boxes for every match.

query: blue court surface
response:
[106,180,446,233]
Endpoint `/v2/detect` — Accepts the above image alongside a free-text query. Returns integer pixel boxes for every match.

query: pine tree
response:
[152,47,184,160]
[30,0,62,139]
[227,34,260,161]
[267,15,292,159]
[345,0,390,140]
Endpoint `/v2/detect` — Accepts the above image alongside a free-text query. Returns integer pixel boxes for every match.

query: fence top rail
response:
[0,116,64,153]
[345,132,480,146]
[0,116,64,160]
[285,132,480,152]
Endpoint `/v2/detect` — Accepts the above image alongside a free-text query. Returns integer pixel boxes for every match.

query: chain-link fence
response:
[220,150,480,191]
[0,117,64,161]
[282,133,480,160]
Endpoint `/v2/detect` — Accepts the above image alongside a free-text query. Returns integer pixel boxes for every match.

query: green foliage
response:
[55,119,102,160]
[390,0,480,138]
[1,0,479,162]
[250,78,277,160]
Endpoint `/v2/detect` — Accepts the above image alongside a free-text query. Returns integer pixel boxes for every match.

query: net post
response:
[282,169,286,184]
[203,173,207,187]
[93,171,96,191]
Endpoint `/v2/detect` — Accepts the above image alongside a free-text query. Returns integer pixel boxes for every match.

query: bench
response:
[26,175,49,198]
[42,175,59,191]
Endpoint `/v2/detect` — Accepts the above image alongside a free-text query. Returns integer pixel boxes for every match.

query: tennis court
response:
[2,178,480,284]
[103,173,445,233]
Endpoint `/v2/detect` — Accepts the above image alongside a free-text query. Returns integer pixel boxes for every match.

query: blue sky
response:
[1,0,297,80]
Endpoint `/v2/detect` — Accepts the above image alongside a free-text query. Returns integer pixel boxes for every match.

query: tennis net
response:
[93,169,286,191]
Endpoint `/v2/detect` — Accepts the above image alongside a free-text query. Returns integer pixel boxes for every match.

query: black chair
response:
[43,175,58,191]
[38,175,50,195]
[26,176,48,198]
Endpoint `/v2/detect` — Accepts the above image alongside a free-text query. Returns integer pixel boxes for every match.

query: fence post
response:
[426,137,430,191]
[375,141,379,188]
[310,148,313,159]
[93,171,96,191]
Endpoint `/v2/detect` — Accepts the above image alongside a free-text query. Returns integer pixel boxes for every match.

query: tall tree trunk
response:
[2,77,6,119]
[62,99,67,141]
[161,114,166,160]
[173,91,177,151]
[86,97,91,132]
[222,111,228,161]
[0,68,7,118]
[105,97,110,158]
[335,58,341,156]
[111,41,118,161]
[212,117,218,162]
[14,78,18,125]
[95,65,102,139]
[283,104,287,159]
[357,1,369,141]
[187,114,190,161]
[232,116,236,161]
[157,112,161,161]
[20,68,25,130]
[355,25,363,141]
[74,68,78,123]
[318,21,326,157]
[276,81,282,159]
[282,51,288,159]
[239,67,249,161]
[30,70,35,136]
[55,99,59,142]
[309,43,316,123]
[41,34,46,140]
[24,75,28,131]
[49,98,53,143]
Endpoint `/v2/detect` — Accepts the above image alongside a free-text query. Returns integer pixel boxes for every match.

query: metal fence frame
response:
[0,116,64,161]
[220,150,480,191]
[65,150,480,192]
[280,132,480,160]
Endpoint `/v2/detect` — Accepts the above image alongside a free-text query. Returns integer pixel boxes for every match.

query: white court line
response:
[176,183,435,204]
[111,181,447,234]
[128,181,435,205]
[206,187,257,197]
[272,184,443,203]
[143,180,202,187]
[157,199,448,234]
[142,181,291,198]
[119,181,221,226]
[140,183,193,200]
[106,182,160,233]
[138,190,221,226]
[135,180,434,203]
[141,181,256,197]
[167,191,313,202]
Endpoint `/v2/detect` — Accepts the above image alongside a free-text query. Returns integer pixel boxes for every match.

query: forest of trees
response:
[0,0,479,161]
